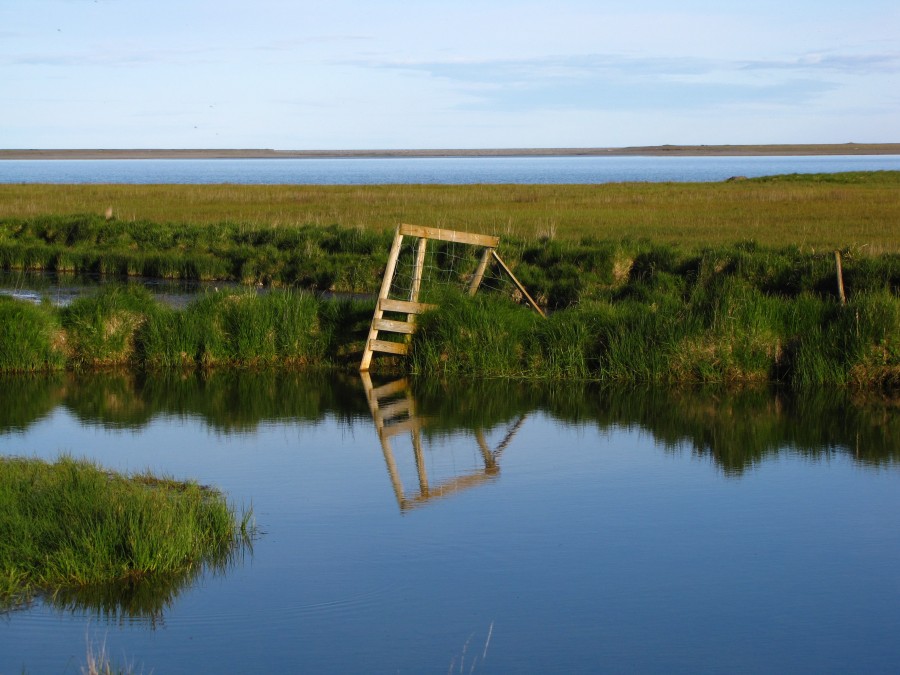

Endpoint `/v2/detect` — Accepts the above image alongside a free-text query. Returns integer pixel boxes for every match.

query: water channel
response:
[1,371,899,673]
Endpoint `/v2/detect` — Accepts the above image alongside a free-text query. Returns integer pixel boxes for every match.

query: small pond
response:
[1,372,899,673]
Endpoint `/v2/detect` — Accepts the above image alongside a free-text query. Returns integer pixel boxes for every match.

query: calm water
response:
[1,372,899,673]
[1,155,899,184]
[0,269,246,308]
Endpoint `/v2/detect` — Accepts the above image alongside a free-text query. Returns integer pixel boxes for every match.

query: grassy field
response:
[1,171,899,251]
[0,455,252,609]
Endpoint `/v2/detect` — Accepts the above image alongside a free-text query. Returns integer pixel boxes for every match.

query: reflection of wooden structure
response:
[360,373,526,511]
[359,223,545,372]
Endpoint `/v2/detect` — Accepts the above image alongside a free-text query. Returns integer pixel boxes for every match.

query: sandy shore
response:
[2,143,899,160]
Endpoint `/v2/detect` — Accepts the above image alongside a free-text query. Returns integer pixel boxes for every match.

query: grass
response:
[0,171,898,251]
[0,243,897,388]
[0,171,897,386]
[0,455,252,610]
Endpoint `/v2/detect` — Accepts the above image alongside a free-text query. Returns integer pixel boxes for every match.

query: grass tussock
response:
[0,455,252,608]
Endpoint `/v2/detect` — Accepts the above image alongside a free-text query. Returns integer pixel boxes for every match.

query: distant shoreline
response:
[2,143,900,160]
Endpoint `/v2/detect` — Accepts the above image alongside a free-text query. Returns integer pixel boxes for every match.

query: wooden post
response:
[468,247,494,296]
[491,250,547,318]
[835,250,847,305]
[408,237,428,324]
[360,227,404,371]
[412,428,429,496]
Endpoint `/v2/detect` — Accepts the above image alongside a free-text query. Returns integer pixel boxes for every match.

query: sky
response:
[1,0,898,149]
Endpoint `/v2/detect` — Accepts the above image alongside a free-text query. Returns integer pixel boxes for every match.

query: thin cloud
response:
[741,52,900,73]
[4,46,222,68]
[347,53,840,112]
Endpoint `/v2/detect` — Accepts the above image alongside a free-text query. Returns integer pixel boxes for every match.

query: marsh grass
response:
[0,235,897,386]
[1,173,899,294]
[0,297,65,372]
[0,456,252,610]
[1,172,898,250]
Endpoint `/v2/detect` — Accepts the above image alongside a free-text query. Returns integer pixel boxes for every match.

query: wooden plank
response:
[373,318,417,335]
[410,237,428,302]
[369,339,408,355]
[382,418,422,438]
[360,227,405,371]
[379,298,437,314]
[400,223,499,248]
[491,250,547,319]
[468,246,494,296]
[369,378,410,400]
[401,472,497,509]
[376,398,411,421]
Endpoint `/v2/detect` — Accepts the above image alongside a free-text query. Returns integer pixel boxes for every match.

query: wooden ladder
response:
[360,374,528,511]
[359,223,500,371]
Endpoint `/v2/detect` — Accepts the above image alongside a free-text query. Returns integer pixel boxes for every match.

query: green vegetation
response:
[0,172,897,386]
[1,172,899,266]
[1,371,897,476]
[0,236,897,388]
[0,455,252,609]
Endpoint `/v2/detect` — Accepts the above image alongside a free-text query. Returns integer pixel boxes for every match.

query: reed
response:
[0,455,252,607]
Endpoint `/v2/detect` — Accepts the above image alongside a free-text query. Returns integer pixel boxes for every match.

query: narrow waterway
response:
[1,372,898,673]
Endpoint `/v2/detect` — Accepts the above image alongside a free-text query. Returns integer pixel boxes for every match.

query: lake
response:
[1,155,899,184]
[1,372,899,673]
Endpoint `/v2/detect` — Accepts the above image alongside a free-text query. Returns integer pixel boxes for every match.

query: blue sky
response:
[2,0,898,149]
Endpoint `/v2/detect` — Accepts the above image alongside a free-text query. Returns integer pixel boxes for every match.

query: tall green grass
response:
[0,239,897,386]
[0,456,252,608]
[0,297,66,372]
[410,285,900,388]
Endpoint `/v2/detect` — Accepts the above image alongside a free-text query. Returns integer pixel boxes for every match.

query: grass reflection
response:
[0,371,897,474]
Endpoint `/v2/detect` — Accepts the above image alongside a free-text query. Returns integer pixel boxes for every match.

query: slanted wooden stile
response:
[359,223,542,371]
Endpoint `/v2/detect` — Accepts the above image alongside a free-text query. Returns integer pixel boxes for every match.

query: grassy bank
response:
[0,455,252,608]
[0,242,897,387]
[1,172,899,254]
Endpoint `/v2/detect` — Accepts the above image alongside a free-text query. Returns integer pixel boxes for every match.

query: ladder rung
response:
[381,418,421,437]
[379,298,437,315]
[376,399,411,422]
[369,339,408,355]
[373,318,417,335]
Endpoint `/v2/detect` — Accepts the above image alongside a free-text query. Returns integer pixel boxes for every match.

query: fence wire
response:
[386,236,528,305]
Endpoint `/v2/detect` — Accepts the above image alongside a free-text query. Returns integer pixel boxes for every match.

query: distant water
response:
[1,155,898,184]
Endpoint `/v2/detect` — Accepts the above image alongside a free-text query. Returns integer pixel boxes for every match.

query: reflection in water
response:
[1,370,899,673]
[1,371,898,476]
[361,373,525,510]
[6,526,249,627]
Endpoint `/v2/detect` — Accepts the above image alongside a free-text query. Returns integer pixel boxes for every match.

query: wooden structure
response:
[360,373,526,511]
[360,223,544,371]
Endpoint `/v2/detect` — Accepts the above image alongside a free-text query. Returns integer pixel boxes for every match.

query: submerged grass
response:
[0,455,252,608]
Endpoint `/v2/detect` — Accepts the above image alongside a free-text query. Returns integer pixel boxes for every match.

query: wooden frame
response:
[360,374,526,511]
[359,223,544,371]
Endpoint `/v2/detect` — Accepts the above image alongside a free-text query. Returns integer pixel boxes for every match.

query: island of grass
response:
[0,455,252,610]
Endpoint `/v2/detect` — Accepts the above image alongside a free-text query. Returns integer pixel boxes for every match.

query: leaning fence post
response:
[834,250,847,305]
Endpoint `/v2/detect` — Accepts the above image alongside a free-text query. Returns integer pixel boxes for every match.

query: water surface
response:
[1,155,898,184]
[1,372,898,673]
